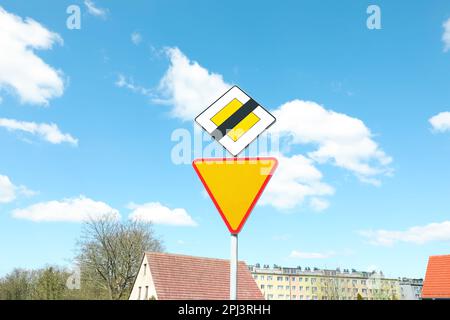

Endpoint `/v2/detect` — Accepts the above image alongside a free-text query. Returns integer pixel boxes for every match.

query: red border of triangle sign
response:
[192,86,278,234]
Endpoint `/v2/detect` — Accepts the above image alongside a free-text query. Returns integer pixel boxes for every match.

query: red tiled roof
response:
[422,255,450,299]
[145,252,263,300]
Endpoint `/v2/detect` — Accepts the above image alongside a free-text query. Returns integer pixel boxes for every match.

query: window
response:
[299,286,303,291]
[311,278,316,284]
[292,295,297,299]
[305,278,309,282]
[292,277,296,282]
[278,294,284,299]
[145,286,149,300]
[292,286,296,290]
[285,276,289,281]
[312,287,317,293]
[352,280,357,286]
[267,294,273,300]
[299,295,304,300]
[313,295,318,300]
[277,285,283,290]
[286,286,290,290]
[277,276,283,281]
[143,264,147,276]
[267,276,273,281]
[254,275,258,280]
[299,277,303,282]
[361,280,366,285]
[268,285,273,290]
[306,287,310,291]
[260,275,265,280]
[138,287,141,300]
[261,284,265,290]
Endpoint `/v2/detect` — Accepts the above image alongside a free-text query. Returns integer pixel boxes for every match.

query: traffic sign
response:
[195,86,276,157]
[192,157,278,234]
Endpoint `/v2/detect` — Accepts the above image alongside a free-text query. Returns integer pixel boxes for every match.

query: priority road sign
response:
[195,86,276,157]
[192,157,278,234]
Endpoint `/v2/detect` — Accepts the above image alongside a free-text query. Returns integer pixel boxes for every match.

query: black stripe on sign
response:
[210,99,259,140]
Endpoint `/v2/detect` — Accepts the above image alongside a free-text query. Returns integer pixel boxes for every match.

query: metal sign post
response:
[230,233,238,300]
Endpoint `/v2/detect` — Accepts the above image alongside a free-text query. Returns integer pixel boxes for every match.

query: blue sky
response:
[1,0,450,279]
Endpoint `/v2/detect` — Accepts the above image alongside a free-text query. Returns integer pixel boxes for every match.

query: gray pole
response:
[230,233,238,300]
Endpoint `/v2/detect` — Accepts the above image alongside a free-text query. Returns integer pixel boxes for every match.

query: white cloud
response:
[151,48,391,209]
[0,118,78,145]
[443,18,450,52]
[260,154,334,209]
[429,111,450,133]
[128,202,197,227]
[0,174,35,203]
[115,74,152,96]
[359,221,450,246]
[12,195,119,222]
[153,47,231,121]
[150,45,393,190]
[309,197,330,212]
[131,32,142,45]
[0,6,64,105]
[289,250,335,259]
[270,100,392,184]
[0,175,16,203]
[84,0,107,18]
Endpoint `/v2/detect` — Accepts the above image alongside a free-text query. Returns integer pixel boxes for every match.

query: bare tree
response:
[75,215,163,300]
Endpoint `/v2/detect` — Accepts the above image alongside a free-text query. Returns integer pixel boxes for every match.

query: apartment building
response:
[399,278,423,300]
[249,264,401,300]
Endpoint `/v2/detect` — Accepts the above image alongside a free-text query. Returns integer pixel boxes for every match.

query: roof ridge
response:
[429,254,450,258]
[145,251,247,264]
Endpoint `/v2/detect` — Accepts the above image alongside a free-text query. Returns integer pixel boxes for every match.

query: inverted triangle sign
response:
[193,157,278,234]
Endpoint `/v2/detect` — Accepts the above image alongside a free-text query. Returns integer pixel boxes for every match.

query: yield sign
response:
[192,157,278,234]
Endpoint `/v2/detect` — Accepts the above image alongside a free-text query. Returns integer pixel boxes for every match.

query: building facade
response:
[399,278,423,300]
[249,264,402,300]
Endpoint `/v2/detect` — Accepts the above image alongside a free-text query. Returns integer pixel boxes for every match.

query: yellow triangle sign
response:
[192,157,278,234]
